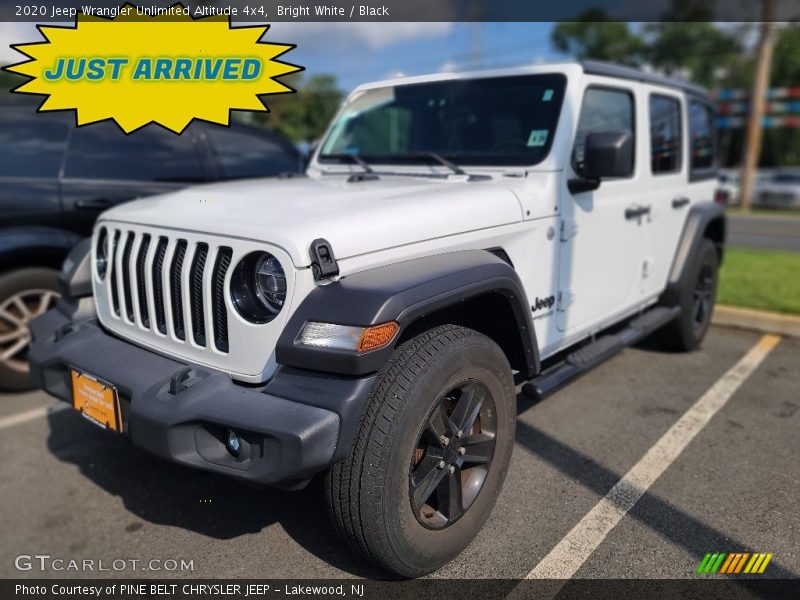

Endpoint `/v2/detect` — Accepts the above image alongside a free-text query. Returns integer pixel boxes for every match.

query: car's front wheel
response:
[0,268,61,391]
[325,324,515,578]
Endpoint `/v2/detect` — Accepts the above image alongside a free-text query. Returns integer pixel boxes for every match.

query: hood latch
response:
[309,238,340,281]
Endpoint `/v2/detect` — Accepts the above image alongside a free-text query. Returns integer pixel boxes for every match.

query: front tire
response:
[0,268,61,391]
[325,325,516,578]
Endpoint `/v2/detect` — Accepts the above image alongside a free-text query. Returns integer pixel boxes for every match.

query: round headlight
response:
[95,227,108,280]
[230,252,286,324]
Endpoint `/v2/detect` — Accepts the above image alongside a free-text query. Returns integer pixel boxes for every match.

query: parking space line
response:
[0,403,69,431]
[517,334,781,584]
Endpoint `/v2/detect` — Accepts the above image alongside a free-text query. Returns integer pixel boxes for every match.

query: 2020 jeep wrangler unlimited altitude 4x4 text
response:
[29,61,724,578]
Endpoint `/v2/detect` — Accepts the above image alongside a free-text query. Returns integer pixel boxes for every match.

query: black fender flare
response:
[276,249,539,378]
[664,202,726,300]
[0,227,83,271]
[58,238,93,298]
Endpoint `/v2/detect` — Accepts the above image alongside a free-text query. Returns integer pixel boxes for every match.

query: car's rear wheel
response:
[0,268,61,391]
[325,325,515,578]
[657,238,719,352]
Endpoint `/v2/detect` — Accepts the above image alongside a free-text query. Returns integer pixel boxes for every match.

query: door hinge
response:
[557,289,575,311]
[559,219,578,242]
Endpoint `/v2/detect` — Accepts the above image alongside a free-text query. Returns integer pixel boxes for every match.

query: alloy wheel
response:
[409,379,497,530]
[0,289,59,374]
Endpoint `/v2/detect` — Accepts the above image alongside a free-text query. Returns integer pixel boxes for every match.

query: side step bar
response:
[522,305,681,401]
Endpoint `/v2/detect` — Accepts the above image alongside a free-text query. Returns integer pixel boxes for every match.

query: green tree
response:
[255,74,343,143]
[770,24,800,85]
[551,10,645,66]
[643,23,743,87]
[0,70,26,92]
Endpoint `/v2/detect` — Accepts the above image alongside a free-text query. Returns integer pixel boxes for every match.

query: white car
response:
[31,61,724,577]
[756,171,800,209]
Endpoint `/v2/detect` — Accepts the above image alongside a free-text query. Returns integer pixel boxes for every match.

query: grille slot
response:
[120,232,135,322]
[189,243,209,347]
[212,247,232,352]
[98,228,237,355]
[135,234,151,328]
[152,237,168,334]
[170,240,187,341]
[109,230,121,316]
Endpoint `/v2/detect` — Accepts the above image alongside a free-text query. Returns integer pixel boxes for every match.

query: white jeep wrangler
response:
[30,61,724,577]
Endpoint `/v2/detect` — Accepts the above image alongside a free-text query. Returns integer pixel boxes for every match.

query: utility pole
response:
[739,0,775,211]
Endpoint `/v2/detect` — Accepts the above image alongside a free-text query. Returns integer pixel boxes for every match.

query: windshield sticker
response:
[527,129,549,147]
[543,89,554,102]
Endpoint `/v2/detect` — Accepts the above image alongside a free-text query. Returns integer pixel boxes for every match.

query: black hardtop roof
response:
[581,60,710,99]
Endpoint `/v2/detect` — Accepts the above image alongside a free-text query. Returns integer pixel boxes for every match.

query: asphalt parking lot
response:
[0,325,798,581]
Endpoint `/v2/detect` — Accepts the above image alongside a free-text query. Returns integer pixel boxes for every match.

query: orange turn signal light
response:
[357,321,399,352]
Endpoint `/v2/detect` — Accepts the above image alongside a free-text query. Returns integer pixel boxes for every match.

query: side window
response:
[64,122,206,182]
[205,127,300,180]
[573,87,634,175]
[0,116,68,178]
[649,95,682,174]
[689,100,716,176]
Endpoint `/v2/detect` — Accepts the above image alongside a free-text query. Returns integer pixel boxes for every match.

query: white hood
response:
[100,174,524,267]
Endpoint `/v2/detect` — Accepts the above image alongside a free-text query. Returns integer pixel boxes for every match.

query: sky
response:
[1,21,562,92]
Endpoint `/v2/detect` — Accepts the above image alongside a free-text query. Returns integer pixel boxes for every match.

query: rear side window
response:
[689,100,716,178]
[0,116,68,178]
[573,87,635,175]
[205,127,300,180]
[649,95,682,174]
[64,123,206,182]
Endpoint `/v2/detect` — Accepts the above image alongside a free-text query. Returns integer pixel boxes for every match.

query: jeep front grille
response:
[105,228,232,353]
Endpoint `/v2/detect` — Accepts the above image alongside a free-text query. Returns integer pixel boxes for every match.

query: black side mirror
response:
[569,131,634,194]
[583,131,633,179]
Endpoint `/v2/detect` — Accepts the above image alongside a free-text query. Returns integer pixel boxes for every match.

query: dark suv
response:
[0,103,304,390]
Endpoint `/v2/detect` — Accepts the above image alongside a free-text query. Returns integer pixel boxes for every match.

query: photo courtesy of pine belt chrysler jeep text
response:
[29,61,724,578]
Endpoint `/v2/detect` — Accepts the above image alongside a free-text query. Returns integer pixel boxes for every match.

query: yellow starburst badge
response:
[3,3,302,133]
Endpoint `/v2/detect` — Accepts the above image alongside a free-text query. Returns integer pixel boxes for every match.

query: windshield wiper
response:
[325,153,375,173]
[403,152,466,175]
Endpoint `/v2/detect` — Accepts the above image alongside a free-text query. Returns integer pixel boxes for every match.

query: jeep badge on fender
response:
[532,295,556,312]
[29,61,723,579]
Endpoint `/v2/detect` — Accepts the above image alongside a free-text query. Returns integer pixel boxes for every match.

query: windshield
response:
[319,73,567,167]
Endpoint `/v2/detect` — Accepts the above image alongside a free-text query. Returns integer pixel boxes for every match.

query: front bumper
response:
[28,300,376,486]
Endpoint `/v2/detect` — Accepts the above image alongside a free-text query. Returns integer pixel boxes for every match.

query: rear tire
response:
[0,268,61,391]
[657,238,719,352]
[325,325,515,578]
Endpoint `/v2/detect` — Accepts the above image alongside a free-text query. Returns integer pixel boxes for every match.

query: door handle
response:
[625,205,651,220]
[76,198,113,210]
[672,197,690,209]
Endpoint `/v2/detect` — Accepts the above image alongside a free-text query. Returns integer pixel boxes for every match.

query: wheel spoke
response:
[35,291,56,316]
[0,327,27,345]
[0,307,24,327]
[450,382,485,434]
[461,433,495,464]
[425,404,454,445]
[410,451,447,513]
[0,336,28,360]
[702,298,711,320]
[693,298,704,323]
[437,466,464,522]
[11,295,32,320]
